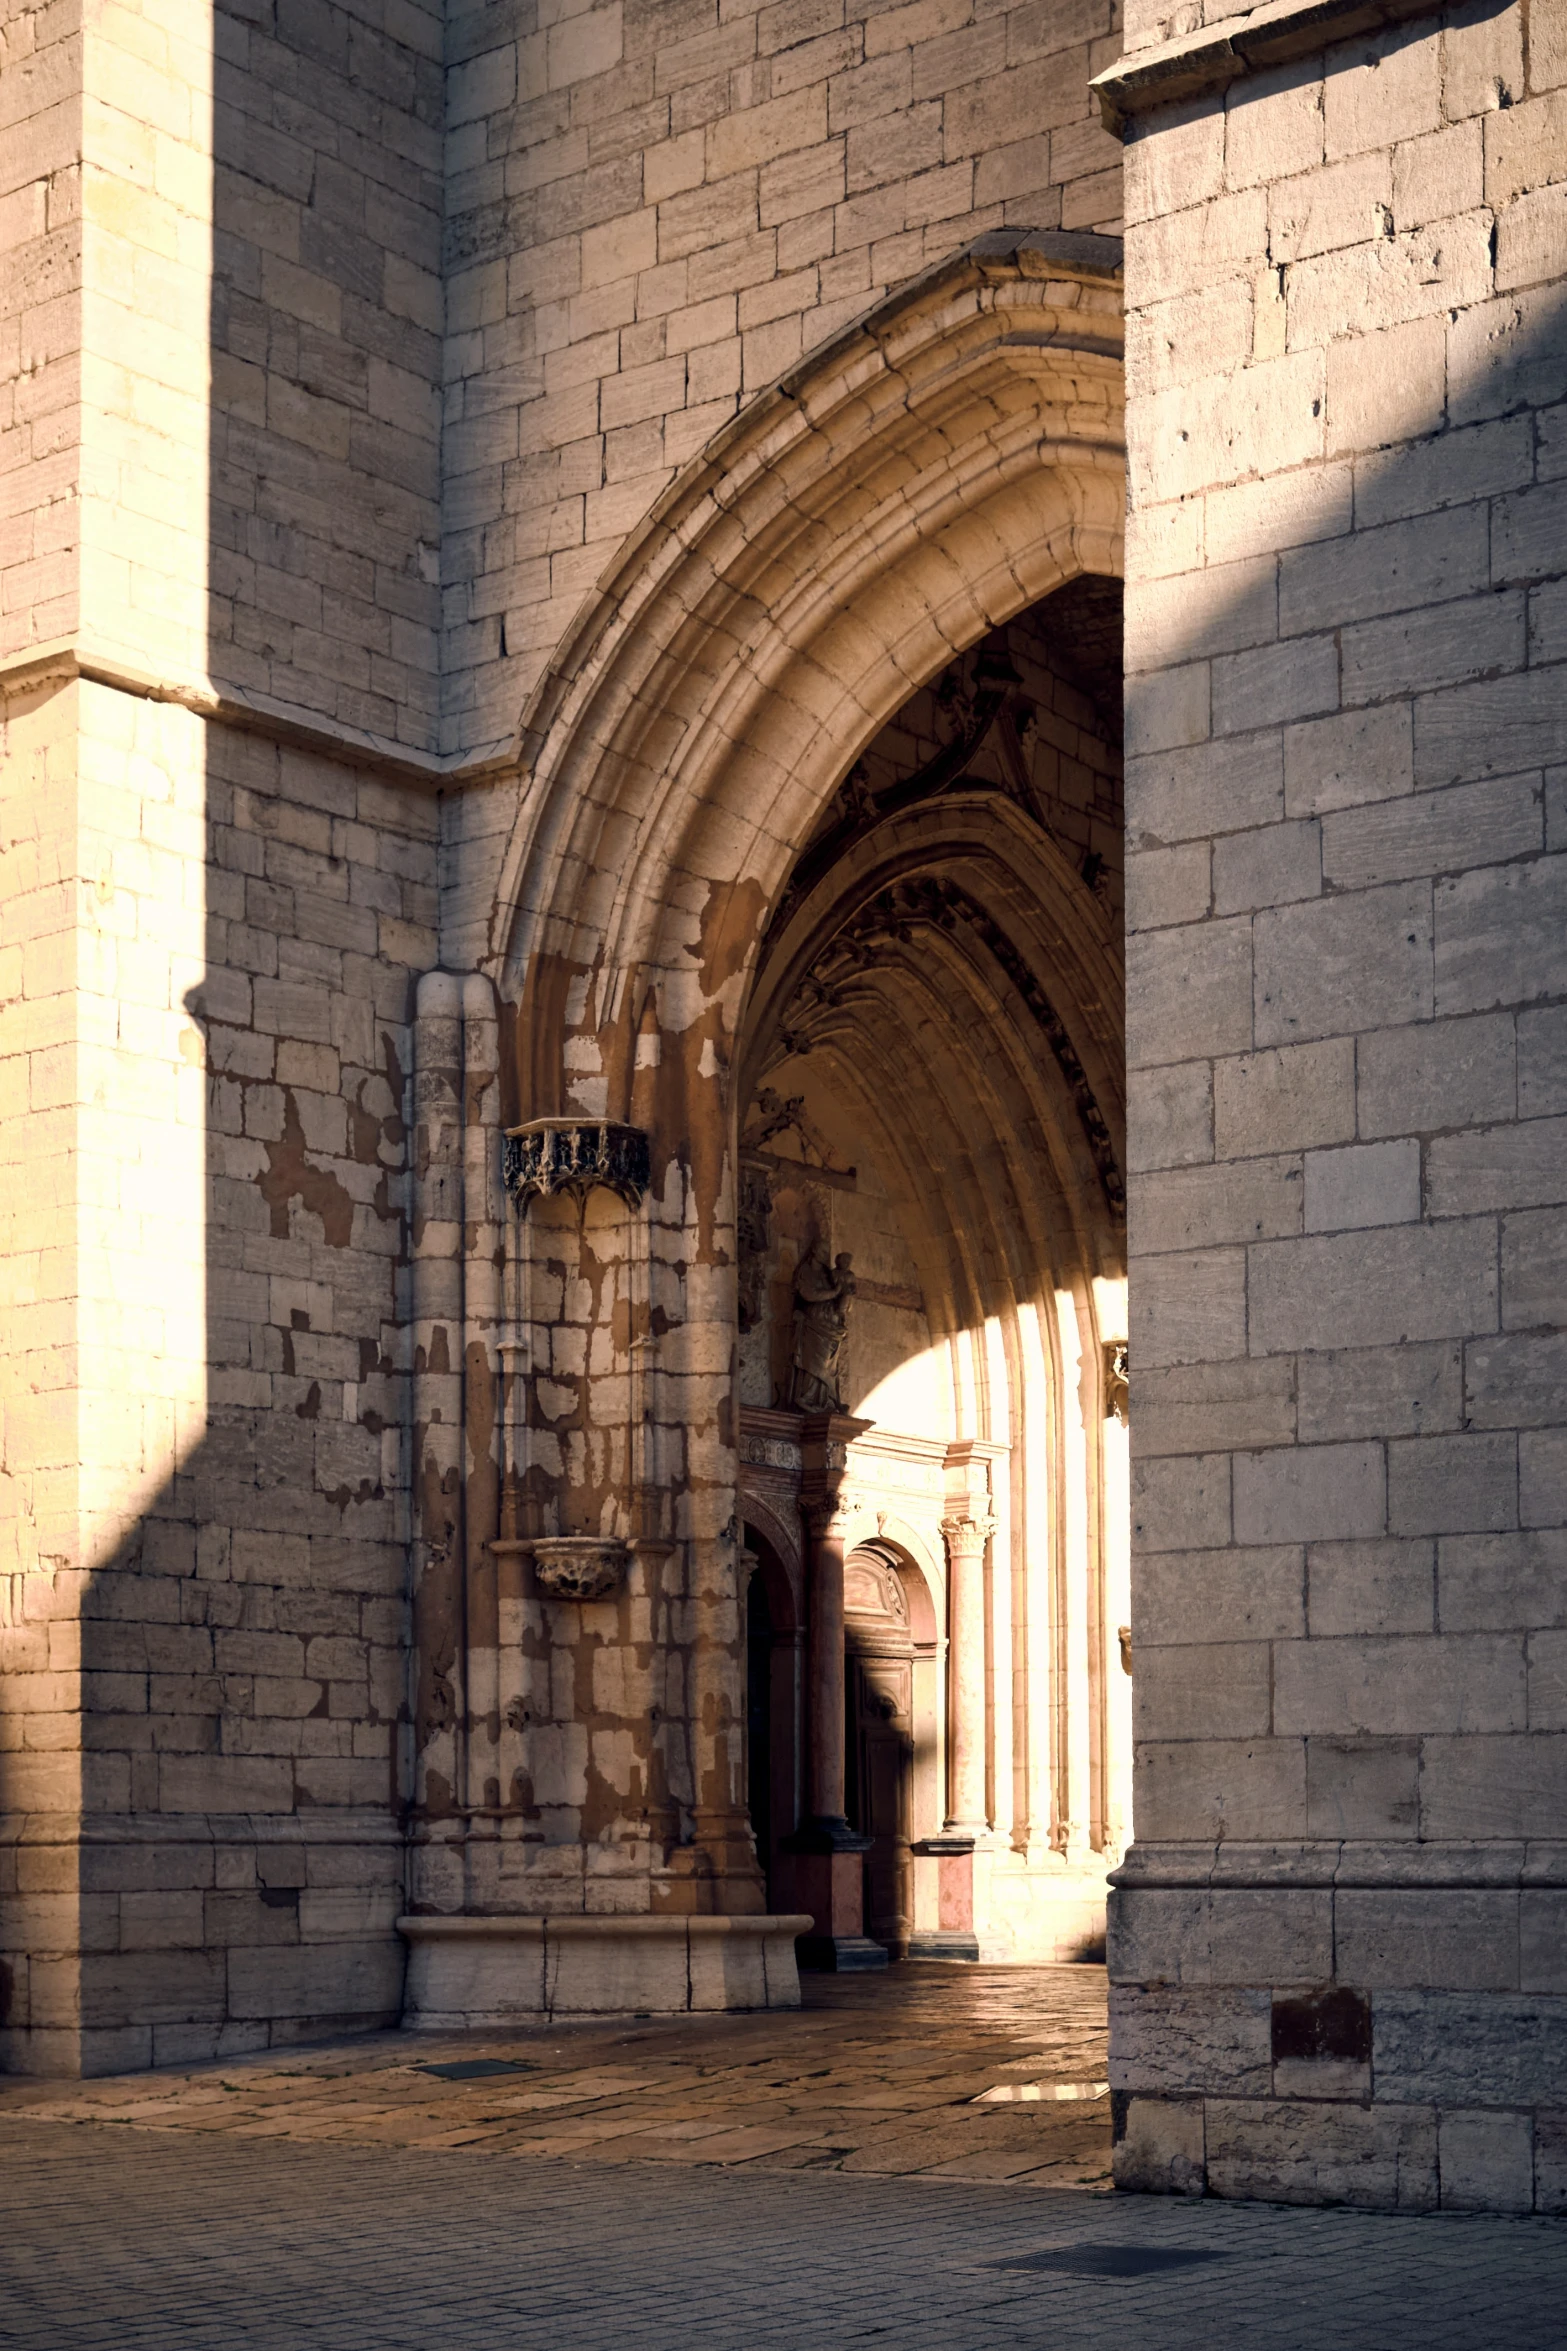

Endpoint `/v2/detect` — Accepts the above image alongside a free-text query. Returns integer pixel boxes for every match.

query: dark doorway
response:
[745,1562,774,1879]
[843,1550,917,1958]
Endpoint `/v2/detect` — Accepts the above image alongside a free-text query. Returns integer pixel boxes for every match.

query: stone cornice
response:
[0,232,1124,807]
[1111,1838,1567,1888]
[0,640,513,792]
[1091,0,1448,133]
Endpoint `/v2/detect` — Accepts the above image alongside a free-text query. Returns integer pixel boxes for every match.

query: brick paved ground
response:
[1,1966,1564,2347]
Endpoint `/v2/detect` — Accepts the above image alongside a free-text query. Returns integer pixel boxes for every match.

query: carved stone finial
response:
[503,1119,651,1211]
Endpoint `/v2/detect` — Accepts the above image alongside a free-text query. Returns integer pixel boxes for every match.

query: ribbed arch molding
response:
[488,231,1124,1125]
[741,790,1125,1297]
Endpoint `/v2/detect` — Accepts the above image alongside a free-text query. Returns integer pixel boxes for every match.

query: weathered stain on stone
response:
[1272,1987,1372,2068]
[259,1090,356,1246]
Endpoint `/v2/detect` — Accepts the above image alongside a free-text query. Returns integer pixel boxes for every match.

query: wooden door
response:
[846,1650,913,1957]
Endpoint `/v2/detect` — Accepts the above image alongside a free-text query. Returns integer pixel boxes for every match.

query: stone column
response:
[805,1498,851,1828]
[910,1449,996,1962]
[408,971,468,1861]
[784,1413,885,1971]
[942,1511,995,1838]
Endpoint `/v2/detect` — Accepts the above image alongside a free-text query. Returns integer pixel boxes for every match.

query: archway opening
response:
[459,237,1129,1995]
[735,578,1131,1967]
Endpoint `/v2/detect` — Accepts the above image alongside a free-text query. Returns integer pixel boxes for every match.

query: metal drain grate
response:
[993,2246,1229,2278]
[420,2059,537,2081]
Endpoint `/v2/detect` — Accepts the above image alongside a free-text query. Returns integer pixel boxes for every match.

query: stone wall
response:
[0,667,437,2073]
[439,0,1130,977]
[1,0,446,2072]
[208,0,443,747]
[2,1,1142,2072]
[443,0,1126,753]
[1108,0,1567,2212]
[0,0,81,660]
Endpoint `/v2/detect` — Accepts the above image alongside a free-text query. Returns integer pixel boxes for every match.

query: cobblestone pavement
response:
[2,1966,1565,2348]
[3,2110,1566,2350]
[0,1965,1114,2191]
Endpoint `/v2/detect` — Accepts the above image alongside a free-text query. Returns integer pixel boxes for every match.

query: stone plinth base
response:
[398,1913,812,2030]
[1112,2091,1555,2215]
[907,1930,981,1962]
[1110,1846,1567,2213]
[796,1933,889,1971]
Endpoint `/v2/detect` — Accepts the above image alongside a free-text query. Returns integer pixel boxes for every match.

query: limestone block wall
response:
[1108,0,1567,2210]
[440,0,1130,965]
[74,0,214,690]
[206,0,443,747]
[0,0,452,2075]
[1,0,81,659]
[0,664,437,2072]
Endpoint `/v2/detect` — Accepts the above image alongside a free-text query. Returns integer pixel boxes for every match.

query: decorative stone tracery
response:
[502,1119,651,1210]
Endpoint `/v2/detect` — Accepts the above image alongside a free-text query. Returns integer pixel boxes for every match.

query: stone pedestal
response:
[782,1819,885,1971]
[398,1912,813,2029]
[909,1833,979,1962]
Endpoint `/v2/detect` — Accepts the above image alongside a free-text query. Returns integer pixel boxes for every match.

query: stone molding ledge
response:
[1,1808,404,1846]
[0,640,512,791]
[398,1911,814,2028]
[1092,0,1449,131]
[0,225,1124,804]
[1112,1839,1567,1888]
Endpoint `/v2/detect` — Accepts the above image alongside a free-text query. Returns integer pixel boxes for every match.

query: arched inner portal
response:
[736,578,1132,1966]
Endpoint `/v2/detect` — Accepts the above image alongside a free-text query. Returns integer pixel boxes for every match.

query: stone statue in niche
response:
[786,1240,855,1411]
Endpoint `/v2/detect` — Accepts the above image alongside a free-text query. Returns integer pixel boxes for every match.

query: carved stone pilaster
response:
[502,1118,651,1211]
[798,1410,873,1533]
[941,1442,997,1841]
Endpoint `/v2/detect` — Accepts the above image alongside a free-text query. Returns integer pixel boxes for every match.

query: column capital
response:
[939,1429,1000,1542]
[798,1409,874,1528]
[941,1512,996,1559]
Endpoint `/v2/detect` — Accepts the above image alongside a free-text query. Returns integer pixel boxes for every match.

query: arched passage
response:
[733,593,1130,1963]
[406,232,1128,1992]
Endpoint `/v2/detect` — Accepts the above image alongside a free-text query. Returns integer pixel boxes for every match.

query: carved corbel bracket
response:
[798,1410,875,1533]
[502,1118,651,1211]
[527,1536,629,1602]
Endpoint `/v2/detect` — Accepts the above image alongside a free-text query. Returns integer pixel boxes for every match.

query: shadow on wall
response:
[1115,23,1567,2206]
[0,5,444,2076]
[2,13,1564,2077]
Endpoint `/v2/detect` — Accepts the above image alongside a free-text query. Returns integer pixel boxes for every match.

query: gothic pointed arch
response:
[458,231,1130,1946]
[485,229,1125,1149]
